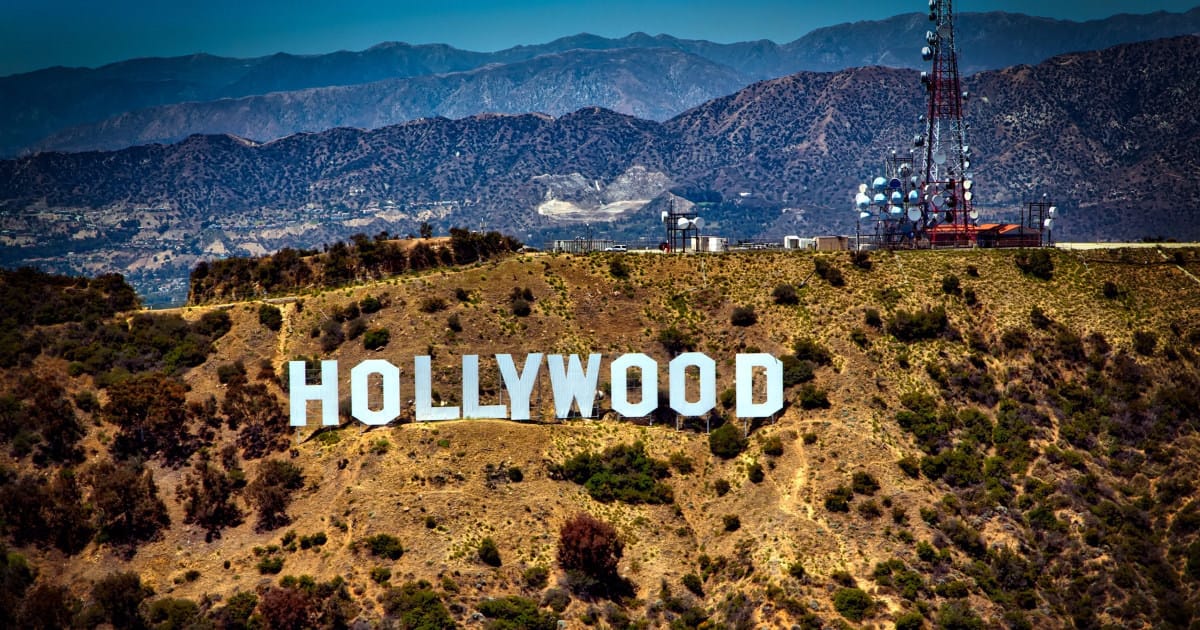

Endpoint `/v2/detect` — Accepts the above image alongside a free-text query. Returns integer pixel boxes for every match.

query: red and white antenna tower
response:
[918,0,976,246]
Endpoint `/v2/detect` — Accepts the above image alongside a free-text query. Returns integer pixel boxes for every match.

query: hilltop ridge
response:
[2,246,1200,627]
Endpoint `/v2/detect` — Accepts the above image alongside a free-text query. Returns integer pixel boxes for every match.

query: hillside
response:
[2,36,1199,303]
[2,246,1200,628]
[5,8,1200,156]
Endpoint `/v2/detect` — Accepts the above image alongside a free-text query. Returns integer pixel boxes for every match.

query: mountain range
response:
[4,8,1200,155]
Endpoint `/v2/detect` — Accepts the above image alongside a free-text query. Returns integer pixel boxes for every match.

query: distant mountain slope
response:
[32,48,747,153]
[1,36,1198,300]
[4,8,1200,155]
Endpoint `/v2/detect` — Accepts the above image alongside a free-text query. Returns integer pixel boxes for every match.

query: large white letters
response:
[547,354,601,418]
[414,356,459,421]
[462,355,506,419]
[735,353,784,418]
[669,352,716,417]
[289,360,339,427]
[610,353,658,417]
[350,359,400,425]
[288,352,784,426]
[497,353,542,421]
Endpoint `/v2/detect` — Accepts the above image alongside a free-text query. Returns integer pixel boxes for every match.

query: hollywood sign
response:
[289,353,783,426]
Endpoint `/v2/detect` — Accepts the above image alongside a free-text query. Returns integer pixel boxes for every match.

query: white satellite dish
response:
[1048,206,1058,217]
[890,191,903,204]
[890,205,903,215]
[661,211,669,222]
[1044,218,1054,229]
[931,194,945,208]
[874,193,886,205]
[962,145,970,155]
[859,211,872,220]
[933,151,947,165]
[964,172,975,180]
[856,193,871,208]
[968,209,980,220]
[963,160,971,169]
[873,177,888,191]
[858,183,868,194]
[908,190,920,203]
[693,217,705,230]
[676,217,690,228]
[922,46,933,61]
[963,191,973,202]
[899,163,912,177]
[962,179,973,191]
[907,207,922,222]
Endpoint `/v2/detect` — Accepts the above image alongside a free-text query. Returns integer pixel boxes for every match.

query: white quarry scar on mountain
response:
[534,165,671,220]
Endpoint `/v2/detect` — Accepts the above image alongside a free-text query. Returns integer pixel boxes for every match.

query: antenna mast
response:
[919,0,975,246]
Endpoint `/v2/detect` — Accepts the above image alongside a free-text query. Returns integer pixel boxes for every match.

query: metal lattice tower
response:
[919,0,975,246]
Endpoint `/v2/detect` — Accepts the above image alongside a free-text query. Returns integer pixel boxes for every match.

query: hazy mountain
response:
[1,36,1197,301]
[4,8,1200,155]
[31,48,747,153]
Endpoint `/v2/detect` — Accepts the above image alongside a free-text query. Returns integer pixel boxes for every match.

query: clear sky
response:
[1,0,1197,76]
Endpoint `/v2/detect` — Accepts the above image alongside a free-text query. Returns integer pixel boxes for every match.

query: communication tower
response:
[918,0,975,246]
[662,197,703,253]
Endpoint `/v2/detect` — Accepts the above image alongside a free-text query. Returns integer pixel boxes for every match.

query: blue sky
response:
[1,0,1197,76]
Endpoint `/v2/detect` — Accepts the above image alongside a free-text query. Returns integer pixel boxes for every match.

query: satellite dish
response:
[693,217,705,230]
[962,145,970,155]
[858,183,868,194]
[964,172,974,180]
[889,178,902,189]
[859,211,872,220]
[856,193,870,208]
[946,195,958,208]
[931,194,945,208]
[890,191,903,204]
[676,217,690,228]
[873,176,888,191]
[890,205,903,215]
[963,160,971,169]
[661,211,669,222]
[913,134,925,148]
[962,179,973,191]
[963,191,973,202]
[907,207,922,221]
[921,46,934,61]
[873,193,886,205]
[908,190,920,203]
[968,210,980,220]
[933,151,947,165]
[1044,218,1054,228]
[910,175,920,187]
[1048,206,1058,217]
[899,163,912,177]
[926,31,938,46]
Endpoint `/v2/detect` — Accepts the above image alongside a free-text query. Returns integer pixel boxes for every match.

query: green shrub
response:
[478,537,502,567]
[799,384,831,409]
[557,441,673,504]
[419,297,447,313]
[895,610,925,629]
[380,581,454,628]
[682,573,704,596]
[772,284,799,305]
[477,596,558,630]
[713,479,730,496]
[833,587,872,622]
[371,567,392,584]
[747,462,764,483]
[669,452,695,474]
[257,556,284,574]
[792,338,833,365]
[359,295,382,313]
[446,314,462,332]
[1015,249,1053,280]
[825,485,853,512]
[523,566,549,589]
[762,435,784,457]
[730,306,757,327]
[888,306,948,341]
[363,534,404,560]
[851,471,880,495]
[609,258,630,279]
[1133,330,1157,356]
[363,328,390,350]
[814,257,845,286]
[942,275,961,295]
[258,304,283,331]
[709,423,748,459]
[865,308,883,328]
[723,515,741,531]
[657,326,695,356]
[936,601,983,629]
[511,298,531,317]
